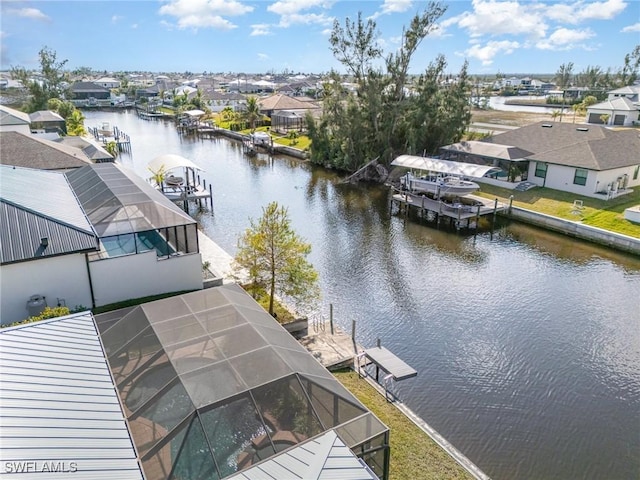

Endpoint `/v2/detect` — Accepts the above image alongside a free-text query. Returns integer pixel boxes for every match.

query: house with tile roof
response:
[440,121,640,199]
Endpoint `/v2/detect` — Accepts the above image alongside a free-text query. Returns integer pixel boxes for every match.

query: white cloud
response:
[464,40,520,65]
[267,0,334,28]
[6,7,50,21]
[251,24,272,36]
[370,0,414,19]
[449,0,548,39]
[277,12,333,28]
[131,23,138,29]
[159,0,253,30]
[621,22,640,33]
[112,15,123,24]
[267,0,334,16]
[545,0,627,24]
[536,27,594,50]
[258,53,269,61]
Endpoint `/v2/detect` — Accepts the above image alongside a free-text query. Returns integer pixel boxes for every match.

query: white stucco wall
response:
[89,251,203,307]
[0,254,93,325]
[528,163,640,198]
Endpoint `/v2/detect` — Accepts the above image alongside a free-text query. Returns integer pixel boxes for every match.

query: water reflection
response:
[83,111,640,480]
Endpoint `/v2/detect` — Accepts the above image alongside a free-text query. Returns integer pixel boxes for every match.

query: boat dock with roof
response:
[390,155,508,229]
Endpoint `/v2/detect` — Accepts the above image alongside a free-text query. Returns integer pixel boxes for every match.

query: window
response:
[633,165,639,181]
[573,168,588,186]
[534,162,547,178]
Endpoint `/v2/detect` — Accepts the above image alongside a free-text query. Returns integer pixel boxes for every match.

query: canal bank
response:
[505,206,640,255]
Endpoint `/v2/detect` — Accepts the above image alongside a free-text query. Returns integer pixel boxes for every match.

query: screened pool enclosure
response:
[97,284,389,480]
[65,163,198,260]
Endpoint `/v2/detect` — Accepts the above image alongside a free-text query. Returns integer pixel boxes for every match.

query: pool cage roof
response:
[96,284,388,480]
[65,163,195,238]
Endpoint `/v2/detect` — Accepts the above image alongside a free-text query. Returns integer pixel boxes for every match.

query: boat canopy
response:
[391,155,498,178]
[148,153,204,174]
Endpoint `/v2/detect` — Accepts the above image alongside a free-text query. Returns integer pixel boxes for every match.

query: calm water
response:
[85,110,640,480]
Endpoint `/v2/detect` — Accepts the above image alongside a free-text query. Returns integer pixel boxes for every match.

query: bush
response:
[2,306,71,329]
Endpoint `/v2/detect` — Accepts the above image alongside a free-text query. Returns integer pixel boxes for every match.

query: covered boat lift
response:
[391,155,498,178]
[148,153,212,209]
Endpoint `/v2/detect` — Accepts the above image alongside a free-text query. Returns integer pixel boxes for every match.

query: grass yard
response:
[476,182,640,237]
[334,370,474,480]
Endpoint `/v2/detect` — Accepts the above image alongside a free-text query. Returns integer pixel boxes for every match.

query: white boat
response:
[400,172,480,197]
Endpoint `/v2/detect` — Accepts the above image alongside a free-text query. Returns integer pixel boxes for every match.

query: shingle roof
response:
[54,136,114,162]
[483,121,640,170]
[29,110,65,123]
[258,94,319,112]
[0,165,97,264]
[0,131,93,170]
[70,81,111,93]
[0,105,30,126]
[0,312,144,479]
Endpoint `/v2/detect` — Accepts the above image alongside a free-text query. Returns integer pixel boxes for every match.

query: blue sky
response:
[1,0,638,75]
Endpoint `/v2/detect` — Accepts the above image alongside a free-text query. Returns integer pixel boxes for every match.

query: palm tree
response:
[600,114,610,125]
[551,110,561,122]
[244,96,261,132]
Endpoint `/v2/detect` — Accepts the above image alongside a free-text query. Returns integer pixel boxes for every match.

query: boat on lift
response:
[400,172,480,197]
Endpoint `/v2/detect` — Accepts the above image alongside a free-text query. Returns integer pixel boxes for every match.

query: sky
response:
[1,0,638,75]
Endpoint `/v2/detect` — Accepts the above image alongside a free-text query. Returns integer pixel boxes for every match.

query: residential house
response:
[70,81,112,105]
[440,121,640,199]
[0,105,31,134]
[29,110,66,134]
[257,94,320,133]
[586,85,640,126]
[205,91,246,112]
[54,135,114,163]
[0,166,99,323]
[0,162,204,323]
[93,76,121,89]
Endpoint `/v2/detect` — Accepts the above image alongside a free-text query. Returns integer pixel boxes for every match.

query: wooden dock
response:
[300,323,362,370]
[88,125,131,153]
[391,189,507,230]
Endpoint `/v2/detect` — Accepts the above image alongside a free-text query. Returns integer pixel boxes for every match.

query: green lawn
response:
[334,370,474,480]
[476,183,640,237]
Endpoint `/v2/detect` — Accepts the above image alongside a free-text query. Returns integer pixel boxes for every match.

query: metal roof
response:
[65,163,196,237]
[391,155,498,178]
[0,201,98,264]
[0,165,94,233]
[227,430,377,480]
[0,312,144,480]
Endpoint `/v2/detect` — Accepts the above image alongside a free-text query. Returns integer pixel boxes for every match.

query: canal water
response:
[84,110,640,480]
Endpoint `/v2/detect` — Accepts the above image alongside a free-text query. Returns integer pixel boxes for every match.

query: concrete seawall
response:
[505,206,640,255]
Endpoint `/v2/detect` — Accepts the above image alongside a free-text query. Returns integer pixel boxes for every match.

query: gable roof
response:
[0,312,144,479]
[0,105,30,126]
[608,85,640,96]
[482,121,640,170]
[0,165,97,264]
[0,131,93,170]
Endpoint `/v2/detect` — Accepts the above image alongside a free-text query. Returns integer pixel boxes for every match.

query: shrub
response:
[2,306,71,329]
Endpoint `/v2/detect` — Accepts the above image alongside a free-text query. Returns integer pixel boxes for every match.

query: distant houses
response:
[586,85,640,126]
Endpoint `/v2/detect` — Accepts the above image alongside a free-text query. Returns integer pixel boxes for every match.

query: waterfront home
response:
[0,163,204,324]
[441,121,640,199]
[70,81,111,102]
[257,94,320,133]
